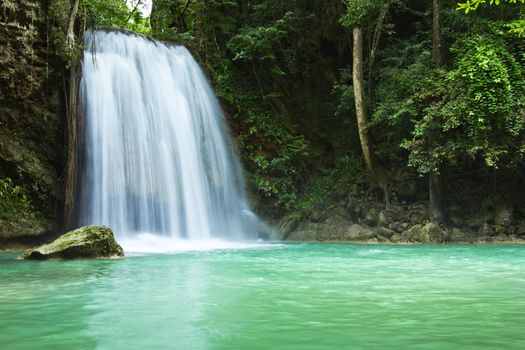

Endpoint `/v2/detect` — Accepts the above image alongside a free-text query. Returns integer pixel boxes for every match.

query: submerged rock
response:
[21,226,124,260]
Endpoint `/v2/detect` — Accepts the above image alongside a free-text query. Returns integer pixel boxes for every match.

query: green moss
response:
[22,225,124,259]
[0,177,47,240]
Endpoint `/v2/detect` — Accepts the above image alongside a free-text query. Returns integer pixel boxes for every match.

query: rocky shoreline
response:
[279,201,525,244]
[3,199,525,250]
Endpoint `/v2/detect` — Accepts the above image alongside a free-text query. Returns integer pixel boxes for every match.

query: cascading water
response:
[76,29,262,247]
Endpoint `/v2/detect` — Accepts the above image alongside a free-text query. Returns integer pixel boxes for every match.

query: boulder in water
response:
[21,226,124,260]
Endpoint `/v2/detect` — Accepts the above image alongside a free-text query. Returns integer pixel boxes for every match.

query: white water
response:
[119,233,279,254]
[77,29,262,247]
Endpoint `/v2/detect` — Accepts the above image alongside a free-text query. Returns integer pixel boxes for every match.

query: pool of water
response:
[1,243,524,350]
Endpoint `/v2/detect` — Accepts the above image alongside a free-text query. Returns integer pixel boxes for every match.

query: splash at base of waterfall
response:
[119,233,279,254]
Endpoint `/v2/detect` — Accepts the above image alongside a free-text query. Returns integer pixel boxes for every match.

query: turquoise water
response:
[1,243,525,350]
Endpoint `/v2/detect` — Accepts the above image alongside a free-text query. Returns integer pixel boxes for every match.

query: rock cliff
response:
[0,0,67,244]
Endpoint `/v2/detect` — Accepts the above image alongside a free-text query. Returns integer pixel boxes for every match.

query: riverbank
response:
[278,201,525,244]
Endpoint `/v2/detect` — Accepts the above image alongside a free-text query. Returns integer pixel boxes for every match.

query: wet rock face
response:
[0,0,65,240]
[0,218,49,241]
[279,215,300,240]
[21,226,124,259]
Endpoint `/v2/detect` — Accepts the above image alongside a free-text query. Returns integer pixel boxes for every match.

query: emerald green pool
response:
[1,244,524,349]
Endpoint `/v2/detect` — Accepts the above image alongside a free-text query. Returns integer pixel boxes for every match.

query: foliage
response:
[507,19,525,35]
[228,12,297,63]
[457,0,525,13]
[340,0,381,28]
[371,43,435,168]
[457,0,525,35]
[398,33,525,174]
[0,178,35,221]
[295,154,366,215]
[81,0,151,34]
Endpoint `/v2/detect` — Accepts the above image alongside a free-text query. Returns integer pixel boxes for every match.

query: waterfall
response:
[76,29,259,242]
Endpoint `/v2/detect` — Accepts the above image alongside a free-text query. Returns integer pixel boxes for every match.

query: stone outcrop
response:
[0,0,70,242]
[280,202,525,244]
[21,226,124,259]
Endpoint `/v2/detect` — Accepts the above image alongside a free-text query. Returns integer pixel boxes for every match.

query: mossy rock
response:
[21,226,124,260]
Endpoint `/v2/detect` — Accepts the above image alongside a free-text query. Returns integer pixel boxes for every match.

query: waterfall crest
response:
[77,29,257,241]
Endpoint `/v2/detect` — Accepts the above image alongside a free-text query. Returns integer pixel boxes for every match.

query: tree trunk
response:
[66,0,80,49]
[430,0,445,223]
[368,3,389,101]
[64,0,81,230]
[352,28,388,203]
[151,0,159,33]
[432,0,445,67]
[195,1,205,45]
[63,62,80,230]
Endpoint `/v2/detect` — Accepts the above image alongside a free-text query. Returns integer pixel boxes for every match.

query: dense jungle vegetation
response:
[1,0,525,240]
[92,0,525,222]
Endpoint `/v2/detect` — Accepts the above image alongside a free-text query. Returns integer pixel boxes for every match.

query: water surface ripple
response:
[1,244,524,349]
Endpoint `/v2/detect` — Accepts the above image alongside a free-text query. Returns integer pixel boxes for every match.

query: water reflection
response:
[0,258,120,349]
[1,244,525,350]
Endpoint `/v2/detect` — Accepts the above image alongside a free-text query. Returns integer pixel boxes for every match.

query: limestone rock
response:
[494,203,513,227]
[420,223,446,243]
[279,215,299,240]
[287,227,317,241]
[390,234,403,243]
[346,224,365,240]
[478,223,495,236]
[377,211,389,227]
[0,217,49,241]
[345,224,375,240]
[309,203,326,222]
[448,228,469,243]
[364,207,378,226]
[376,235,389,243]
[375,227,396,239]
[21,226,124,260]
[516,222,525,237]
[0,0,63,245]
[401,224,422,242]
[468,211,493,229]
[359,227,376,239]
